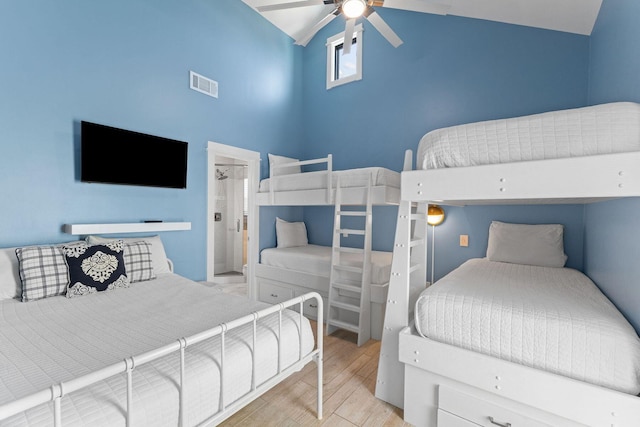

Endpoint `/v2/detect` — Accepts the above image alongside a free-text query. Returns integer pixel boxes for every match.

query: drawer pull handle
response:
[488,417,511,427]
[309,304,318,308]
[270,293,278,298]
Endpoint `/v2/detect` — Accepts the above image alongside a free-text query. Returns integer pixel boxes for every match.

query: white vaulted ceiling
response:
[243,0,603,43]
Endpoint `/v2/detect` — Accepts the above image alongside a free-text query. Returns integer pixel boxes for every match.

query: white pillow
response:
[86,235,171,274]
[0,247,21,300]
[276,217,308,248]
[268,153,301,176]
[486,221,568,268]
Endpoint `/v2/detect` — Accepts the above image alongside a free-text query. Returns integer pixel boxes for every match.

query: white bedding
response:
[0,274,314,426]
[259,167,400,192]
[417,102,640,170]
[415,258,640,395]
[261,244,392,285]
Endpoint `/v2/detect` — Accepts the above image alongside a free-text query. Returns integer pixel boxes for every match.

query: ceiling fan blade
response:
[364,8,403,48]
[257,0,332,13]
[295,8,341,46]
[342,18,356,55]
[380,0,451,15]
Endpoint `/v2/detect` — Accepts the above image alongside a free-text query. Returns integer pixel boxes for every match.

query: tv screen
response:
[81,121,188,189]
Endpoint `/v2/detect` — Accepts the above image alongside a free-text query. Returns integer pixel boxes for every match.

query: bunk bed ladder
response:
[326,176,373,347]
[374,199,428,408]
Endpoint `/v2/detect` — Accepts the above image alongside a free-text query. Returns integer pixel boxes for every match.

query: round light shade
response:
[342,0,366,18]
[427,204,445,226]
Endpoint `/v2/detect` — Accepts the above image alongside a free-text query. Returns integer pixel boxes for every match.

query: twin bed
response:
[376,102,640,426]
[0,238,323,426]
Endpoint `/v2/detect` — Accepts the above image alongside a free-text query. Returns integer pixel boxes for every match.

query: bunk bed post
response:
[327,154,333,204]
[402,149,413,171]
[376,149,428,408]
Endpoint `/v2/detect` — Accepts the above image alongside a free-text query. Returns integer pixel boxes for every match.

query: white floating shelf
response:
[63,222,191,235]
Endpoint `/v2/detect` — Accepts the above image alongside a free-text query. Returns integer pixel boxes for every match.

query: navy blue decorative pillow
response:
[63,240,129,298]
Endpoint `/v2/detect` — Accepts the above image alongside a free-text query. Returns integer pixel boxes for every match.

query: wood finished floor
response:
[219,322,411,426]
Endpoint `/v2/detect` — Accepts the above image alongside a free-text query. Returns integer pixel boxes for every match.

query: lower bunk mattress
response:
[259,166,400,192]
[260,244,392,285]
[0,274,314,426]
[415,258,640,395]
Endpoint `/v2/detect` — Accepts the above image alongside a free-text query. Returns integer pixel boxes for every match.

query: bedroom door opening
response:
[214,159,247,281]
[207,142,260,298]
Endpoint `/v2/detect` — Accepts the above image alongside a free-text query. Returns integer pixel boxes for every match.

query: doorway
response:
[207,142,260,298]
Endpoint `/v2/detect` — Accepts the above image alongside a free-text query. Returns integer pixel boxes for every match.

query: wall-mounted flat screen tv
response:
[81,121,188,189]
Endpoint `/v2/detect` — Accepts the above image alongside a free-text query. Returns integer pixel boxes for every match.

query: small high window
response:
[326,24,363,90]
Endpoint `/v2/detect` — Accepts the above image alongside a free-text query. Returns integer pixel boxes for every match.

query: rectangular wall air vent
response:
[190,71,218,98]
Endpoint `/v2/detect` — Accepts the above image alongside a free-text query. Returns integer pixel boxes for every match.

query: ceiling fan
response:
[256,0,451,52]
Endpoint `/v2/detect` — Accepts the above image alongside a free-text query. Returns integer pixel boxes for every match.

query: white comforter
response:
[417,102,640,170]
[415,259,640,394]
[0,274,314,426]
[261,244,392,285]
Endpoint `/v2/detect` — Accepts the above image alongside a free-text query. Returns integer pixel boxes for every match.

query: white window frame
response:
[326,23,364,90]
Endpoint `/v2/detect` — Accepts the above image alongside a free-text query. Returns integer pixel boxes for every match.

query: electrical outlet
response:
[460,235,469,247]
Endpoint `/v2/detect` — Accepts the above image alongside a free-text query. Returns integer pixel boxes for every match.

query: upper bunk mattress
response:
[0,274,313,426]
[417,102,640,170]
[259,167,400,192]
[261,244,392,285]
[414,259,640,395]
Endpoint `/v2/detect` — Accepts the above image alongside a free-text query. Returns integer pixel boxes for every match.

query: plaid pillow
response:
[15,246,69,302]
[123,241,155,283]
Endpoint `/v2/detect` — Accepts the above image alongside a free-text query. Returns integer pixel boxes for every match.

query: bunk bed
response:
[254,154,402,344]
[375,102,640,427]
[0,236,323,426]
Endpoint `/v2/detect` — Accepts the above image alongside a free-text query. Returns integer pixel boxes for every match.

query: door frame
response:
[207,142,260,299]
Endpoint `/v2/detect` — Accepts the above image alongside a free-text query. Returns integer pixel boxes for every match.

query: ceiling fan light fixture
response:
[342,0,366,18]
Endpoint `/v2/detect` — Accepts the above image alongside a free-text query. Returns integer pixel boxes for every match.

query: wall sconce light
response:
[427,204,445,286]
[427,204,445,226]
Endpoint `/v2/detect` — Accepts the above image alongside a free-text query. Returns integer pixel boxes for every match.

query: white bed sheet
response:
[415,258,640,395]
[417,102,640,170]
[260,244,392,285]
[259,167,400,192]
[0,274,314,426]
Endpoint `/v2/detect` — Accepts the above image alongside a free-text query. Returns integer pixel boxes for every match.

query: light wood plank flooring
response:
[220,323,410,426]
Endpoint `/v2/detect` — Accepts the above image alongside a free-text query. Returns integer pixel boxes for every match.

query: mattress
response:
[417,102,640,170]
[259,167,400,192]
[260,244,392,285]
[415,258,640,395]
[0,274,314,426]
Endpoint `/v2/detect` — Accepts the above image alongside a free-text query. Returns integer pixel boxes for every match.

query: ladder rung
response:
[333,264,363,274]
[409,264,423,274]
[337,229,365,235]
[334,246,365,254]
[410,214,425,221]
[329,300,361,313]
[410,238,425,247]
[338,211,367,217]
[327,319,360,333]
[331,281,362,293]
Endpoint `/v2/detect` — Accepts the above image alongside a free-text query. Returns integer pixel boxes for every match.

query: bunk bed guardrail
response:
[270,154,333,204]
[0,293,324,427]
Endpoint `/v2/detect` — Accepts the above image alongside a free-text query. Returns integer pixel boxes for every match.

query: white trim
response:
[63,222,191,235]
[207,142,260,300]
[326,23,364,90]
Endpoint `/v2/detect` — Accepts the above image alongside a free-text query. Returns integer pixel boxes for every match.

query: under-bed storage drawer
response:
[438,409,480,427]
[439,386,553,427]
[259,281,294,304]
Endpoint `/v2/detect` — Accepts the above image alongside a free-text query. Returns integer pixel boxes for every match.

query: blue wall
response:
[585,0,640,331]
[0,0,302,279]
[300,10,590,280]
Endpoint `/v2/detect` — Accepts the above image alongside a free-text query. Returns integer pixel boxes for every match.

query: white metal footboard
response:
[0,292,324,427]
